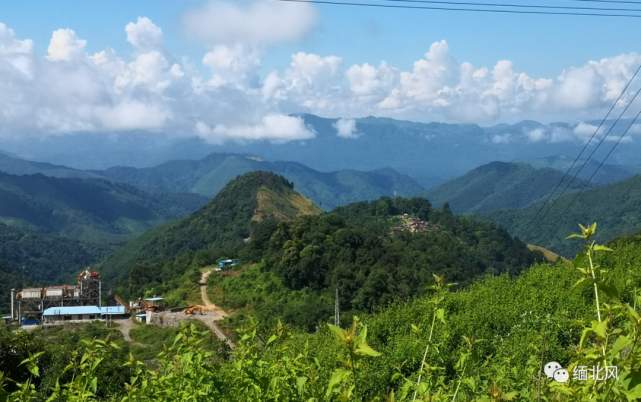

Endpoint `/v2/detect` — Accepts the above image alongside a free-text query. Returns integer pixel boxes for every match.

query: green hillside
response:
[419,161,591,214]
[0,221,110,287]
[97,171,323,289]
[0,172,208,243]
[477,173,641,257]
[0,262,36,314]
[96,154,424,210]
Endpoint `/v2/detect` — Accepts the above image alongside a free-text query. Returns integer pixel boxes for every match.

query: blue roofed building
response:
[42,305,128,324]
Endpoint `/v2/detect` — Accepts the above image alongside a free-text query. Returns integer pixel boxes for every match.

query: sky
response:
[1,0,641,143]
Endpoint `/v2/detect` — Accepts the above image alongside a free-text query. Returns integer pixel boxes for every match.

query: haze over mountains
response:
[2,115,641,188]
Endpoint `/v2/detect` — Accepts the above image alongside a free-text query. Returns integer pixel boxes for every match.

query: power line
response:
[567,0,641,5]
[382,0,641,13]
[519,63,641,243]
[525,81,641,243]
[273,0,641,16]
[541,105,641,242]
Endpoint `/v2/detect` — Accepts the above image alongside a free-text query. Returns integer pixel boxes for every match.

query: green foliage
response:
[3,223,641,400]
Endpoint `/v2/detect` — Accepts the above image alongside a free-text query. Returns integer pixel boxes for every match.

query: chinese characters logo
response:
[544,361,619,383]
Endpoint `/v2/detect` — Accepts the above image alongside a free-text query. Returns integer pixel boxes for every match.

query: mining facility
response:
[9,269,103,325]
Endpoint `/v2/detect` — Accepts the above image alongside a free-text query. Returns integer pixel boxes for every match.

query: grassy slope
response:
[476,174,641,257]
[419,161,590,214]
[0,171,208,243]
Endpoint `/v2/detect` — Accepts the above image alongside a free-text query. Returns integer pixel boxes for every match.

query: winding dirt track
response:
[198,270,235,348]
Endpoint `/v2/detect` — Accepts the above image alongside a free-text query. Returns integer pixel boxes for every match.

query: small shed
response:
[135,314,147,323]
[2,316,11,325]
[144,297,165,312]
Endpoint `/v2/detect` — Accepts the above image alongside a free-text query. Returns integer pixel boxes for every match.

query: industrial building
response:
[9,269,105,324]
[41,305,127,324]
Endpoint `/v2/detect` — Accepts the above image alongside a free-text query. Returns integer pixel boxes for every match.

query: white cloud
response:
[333,118,359,138]
[181,0,317,45]
[0,23,34,76]
[195,114,315,143]
[47,29,87,61]
[491,133,511,144]
[126,17,163,53]
[3,12,641,145]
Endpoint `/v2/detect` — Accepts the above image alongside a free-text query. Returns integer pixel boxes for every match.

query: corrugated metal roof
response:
[43,306,102,316]
[144,297,165,301]
[101,306,126,315]
[136,314,147,317]
[22,288,43,292]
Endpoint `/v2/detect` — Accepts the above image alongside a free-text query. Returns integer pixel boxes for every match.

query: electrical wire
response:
[382,0,641,13]
[273,0,641,17]
[540,105,641,242]
[567,0,641,5]
[525,81,641,243]
[519,64,641,243]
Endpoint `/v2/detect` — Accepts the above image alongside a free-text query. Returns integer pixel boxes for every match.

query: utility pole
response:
[334,289,340,327]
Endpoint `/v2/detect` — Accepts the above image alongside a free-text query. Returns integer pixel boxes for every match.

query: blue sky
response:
[2,0,639,79]
[1,0,641,141]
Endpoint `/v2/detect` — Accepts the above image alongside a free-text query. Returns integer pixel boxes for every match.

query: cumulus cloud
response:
[47,29,86,61]
[195,114,315,144]
[181,0,317,45]
[126,17,163,53]
[3,10,641,144]
[333,118,359,138]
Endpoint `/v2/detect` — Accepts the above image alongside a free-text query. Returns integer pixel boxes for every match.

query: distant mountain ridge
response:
[0,171,209,243]
[514,155,641,185]
[3,115,641,188]
[0,152,424,211]
[419,161,593,214]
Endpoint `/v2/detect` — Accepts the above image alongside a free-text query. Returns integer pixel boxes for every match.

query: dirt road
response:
[199,270,228,318]
[198,269,234,348]
[114,318,133,342]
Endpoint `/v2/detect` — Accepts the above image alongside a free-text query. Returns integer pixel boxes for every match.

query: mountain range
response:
[2,115,640,188]
[0,152,424,211]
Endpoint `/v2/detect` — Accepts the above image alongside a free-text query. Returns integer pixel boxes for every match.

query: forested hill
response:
[0,171,209,243]
[97,171,323,287]
[98,169,546,328]
[419,161,592,214]
[0,222,110,284]
[476,173,641,257]
[203,196,546,329]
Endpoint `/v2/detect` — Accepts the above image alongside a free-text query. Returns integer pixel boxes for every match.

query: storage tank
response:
[22,288,43,299]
